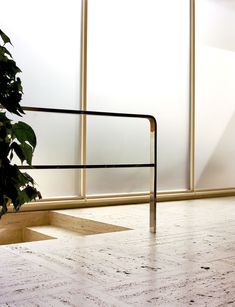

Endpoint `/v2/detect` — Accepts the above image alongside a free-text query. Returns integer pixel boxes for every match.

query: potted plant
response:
[0,29,41,217]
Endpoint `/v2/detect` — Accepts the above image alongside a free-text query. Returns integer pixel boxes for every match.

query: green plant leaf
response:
[0,31,41,217]
[14,186,41,211]
[21,142,33,165]
[0,112,10,122]
[24,186,42,200]
[13,121,37,148]
[0,126,7,139]
[10,141,33,165]
[0,29,12,45]
[0,46,12,58]
[20,172,35,185]
[16,77,23,93]
[14,189,30,210]
[10,142,25,163]
[9,150,13,161]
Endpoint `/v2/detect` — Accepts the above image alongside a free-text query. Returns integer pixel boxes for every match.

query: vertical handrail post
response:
[149,117,157,233]
[80,0,88,198]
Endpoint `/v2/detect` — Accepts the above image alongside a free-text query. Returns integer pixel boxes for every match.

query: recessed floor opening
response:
[0,210,131,245]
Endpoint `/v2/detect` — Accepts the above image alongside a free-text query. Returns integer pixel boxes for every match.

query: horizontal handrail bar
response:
[19,163,155,170]
[22,106,156,122]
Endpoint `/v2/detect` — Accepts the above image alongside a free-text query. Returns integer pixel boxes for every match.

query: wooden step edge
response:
[23,227,56,242]
[49,211,131,235]
[25,225,84,239]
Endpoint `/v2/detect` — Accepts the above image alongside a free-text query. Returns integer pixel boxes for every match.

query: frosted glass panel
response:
[1,0,82,109]
[10,112,81,198]
[26,170,81,198]
[87,117,150,195]
[22,112,81,165]
[87,0,190,194]
[87,169,150,196]
[87,117,149,164]
[195,0,235,189]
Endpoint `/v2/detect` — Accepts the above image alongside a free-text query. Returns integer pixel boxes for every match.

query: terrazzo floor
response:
[0,197,235,306]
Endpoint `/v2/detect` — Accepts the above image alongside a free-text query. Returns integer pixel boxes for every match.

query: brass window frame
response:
[77,0,235,202]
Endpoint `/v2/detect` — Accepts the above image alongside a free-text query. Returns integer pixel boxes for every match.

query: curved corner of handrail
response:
[147,115,157,132]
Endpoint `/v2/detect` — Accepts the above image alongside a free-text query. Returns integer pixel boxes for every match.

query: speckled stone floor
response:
[0,197,234,306]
